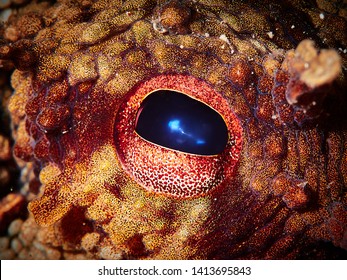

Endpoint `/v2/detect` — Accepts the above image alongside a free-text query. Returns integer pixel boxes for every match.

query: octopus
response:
[0,0,346,260]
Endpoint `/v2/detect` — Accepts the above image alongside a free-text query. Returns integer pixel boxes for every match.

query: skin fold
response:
[0,0,346,259]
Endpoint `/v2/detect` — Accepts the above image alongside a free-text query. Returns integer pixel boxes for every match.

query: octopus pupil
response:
[135,89,229,155]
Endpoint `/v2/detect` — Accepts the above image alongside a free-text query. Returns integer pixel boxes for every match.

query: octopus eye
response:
[135,89,229,155]
[114,75,242,198]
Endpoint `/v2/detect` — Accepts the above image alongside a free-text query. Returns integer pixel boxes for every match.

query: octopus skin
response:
[0,0,346,260]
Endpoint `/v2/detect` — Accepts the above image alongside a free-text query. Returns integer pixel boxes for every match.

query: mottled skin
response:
[0,0,346,259]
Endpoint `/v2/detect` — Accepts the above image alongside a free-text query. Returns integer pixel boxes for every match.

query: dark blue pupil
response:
[135,90,228,155]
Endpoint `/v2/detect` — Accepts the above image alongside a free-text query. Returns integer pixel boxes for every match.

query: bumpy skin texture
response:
[0,0,346,259]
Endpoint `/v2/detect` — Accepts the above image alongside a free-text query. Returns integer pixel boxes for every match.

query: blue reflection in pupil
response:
[168,120,181,132]
[135,90,228,155]
[168,119,206,146]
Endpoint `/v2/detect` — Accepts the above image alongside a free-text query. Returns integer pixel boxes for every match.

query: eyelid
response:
[114,74,242,198]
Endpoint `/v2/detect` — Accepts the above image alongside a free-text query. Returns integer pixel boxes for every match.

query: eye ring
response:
[114,74,242,198]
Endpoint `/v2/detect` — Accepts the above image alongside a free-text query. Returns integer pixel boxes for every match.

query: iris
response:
[135,90,228,155]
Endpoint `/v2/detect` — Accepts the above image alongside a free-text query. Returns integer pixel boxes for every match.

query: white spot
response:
[221,44,225,49]
[179,45,184,49]
[319,13,325,20]
[267,31,274,39]
[297,181,308,188]
[152,18,168,34]
[312,101,317,106]
[291,25,295,29]
[204,32,210,37]
[304,62,309,69]
[219,34,230,44]
[327,181,335,189]
[271,114,278,120]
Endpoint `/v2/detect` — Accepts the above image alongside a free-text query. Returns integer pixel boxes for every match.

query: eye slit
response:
[135,89,229,155]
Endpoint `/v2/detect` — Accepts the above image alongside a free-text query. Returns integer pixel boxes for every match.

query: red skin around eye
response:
[114,74,243,198]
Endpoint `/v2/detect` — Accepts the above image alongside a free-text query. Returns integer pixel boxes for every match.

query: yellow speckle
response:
[80,22,111,44]
[68,54,97,85]
[39,164,61,185]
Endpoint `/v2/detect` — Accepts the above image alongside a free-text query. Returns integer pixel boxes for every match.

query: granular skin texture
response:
[0,0,346,259]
